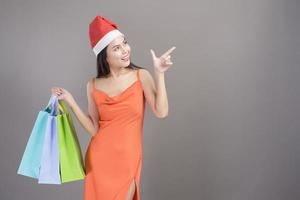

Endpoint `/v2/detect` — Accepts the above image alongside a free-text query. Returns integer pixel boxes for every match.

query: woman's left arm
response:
[140,46,176,118]
[140,69,168,118]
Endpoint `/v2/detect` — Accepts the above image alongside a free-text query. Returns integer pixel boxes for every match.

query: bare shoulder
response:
[86,78,95,92]
[138,68,152,82]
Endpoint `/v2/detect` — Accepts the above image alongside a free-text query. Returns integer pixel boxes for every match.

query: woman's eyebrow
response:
[112,38,126,48]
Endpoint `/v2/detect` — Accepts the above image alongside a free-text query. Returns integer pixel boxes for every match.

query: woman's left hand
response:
[150,46,176,73]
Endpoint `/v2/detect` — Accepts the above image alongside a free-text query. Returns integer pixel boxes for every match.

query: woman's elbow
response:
[156,111,168,119]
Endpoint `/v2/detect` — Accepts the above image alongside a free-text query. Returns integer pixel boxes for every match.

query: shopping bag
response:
[38,96,61,184]
[57,100,86,183]
[17,95,58,179]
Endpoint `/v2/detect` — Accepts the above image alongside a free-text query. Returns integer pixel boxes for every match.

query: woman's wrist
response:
[154,68,164,74]
[66,96,76,109]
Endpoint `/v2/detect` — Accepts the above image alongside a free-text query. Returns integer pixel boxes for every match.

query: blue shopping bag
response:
[38,96,61,184]
[17,95,59,179]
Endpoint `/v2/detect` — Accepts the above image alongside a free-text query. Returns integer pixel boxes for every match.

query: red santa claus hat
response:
[89,15,124,56]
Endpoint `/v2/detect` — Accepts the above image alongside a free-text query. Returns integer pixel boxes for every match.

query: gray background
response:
[1,0,300,199]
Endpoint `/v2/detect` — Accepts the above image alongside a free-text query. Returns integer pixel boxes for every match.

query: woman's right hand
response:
[51,87,74,105]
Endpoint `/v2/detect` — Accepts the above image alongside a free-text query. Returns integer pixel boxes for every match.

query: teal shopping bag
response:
[17,95,59,179]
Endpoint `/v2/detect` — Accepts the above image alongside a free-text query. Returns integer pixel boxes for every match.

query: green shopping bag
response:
[57,100,85,183]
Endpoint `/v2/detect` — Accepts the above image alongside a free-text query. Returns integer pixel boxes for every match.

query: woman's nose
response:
[121,47,128,54]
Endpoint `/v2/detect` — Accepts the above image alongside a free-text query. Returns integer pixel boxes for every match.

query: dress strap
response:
[92,78,96,92]
[137,69,140,81]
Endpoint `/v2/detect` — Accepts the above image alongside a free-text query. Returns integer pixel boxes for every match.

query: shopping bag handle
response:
[58,100,69,115]
[57,103,64,114]
[46,95,56,108]
[45,95,70,115]
[45,95,59,115]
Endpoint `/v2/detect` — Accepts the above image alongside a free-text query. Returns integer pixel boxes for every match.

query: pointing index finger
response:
[162,46,176,57]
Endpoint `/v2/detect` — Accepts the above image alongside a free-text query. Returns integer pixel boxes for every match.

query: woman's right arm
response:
[51,79,99,138]
[68,79,99,137]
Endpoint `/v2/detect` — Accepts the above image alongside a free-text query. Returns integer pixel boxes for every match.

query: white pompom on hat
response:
[89,16,124,56]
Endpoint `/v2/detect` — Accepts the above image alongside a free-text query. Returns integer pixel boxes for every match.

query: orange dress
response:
[84,69,145,200]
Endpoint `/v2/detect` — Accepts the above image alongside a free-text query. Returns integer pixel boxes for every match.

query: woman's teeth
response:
[122,56,129,61]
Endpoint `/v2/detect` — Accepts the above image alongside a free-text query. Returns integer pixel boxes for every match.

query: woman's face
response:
[106,35,131,69]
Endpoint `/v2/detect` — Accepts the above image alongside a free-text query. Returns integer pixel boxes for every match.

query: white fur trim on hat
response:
[93,29,124,56]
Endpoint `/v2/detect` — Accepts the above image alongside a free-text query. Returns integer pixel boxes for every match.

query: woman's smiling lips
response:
[121,54,130,61]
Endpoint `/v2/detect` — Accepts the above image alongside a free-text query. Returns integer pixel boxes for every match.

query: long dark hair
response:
[96,46,144,78]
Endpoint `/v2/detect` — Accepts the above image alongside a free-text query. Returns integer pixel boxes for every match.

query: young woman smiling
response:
[51,16,175,200]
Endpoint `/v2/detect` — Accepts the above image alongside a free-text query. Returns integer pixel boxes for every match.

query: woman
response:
[51,16,175,200]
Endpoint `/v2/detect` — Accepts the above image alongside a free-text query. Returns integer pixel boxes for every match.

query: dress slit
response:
[114,156,142,200]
